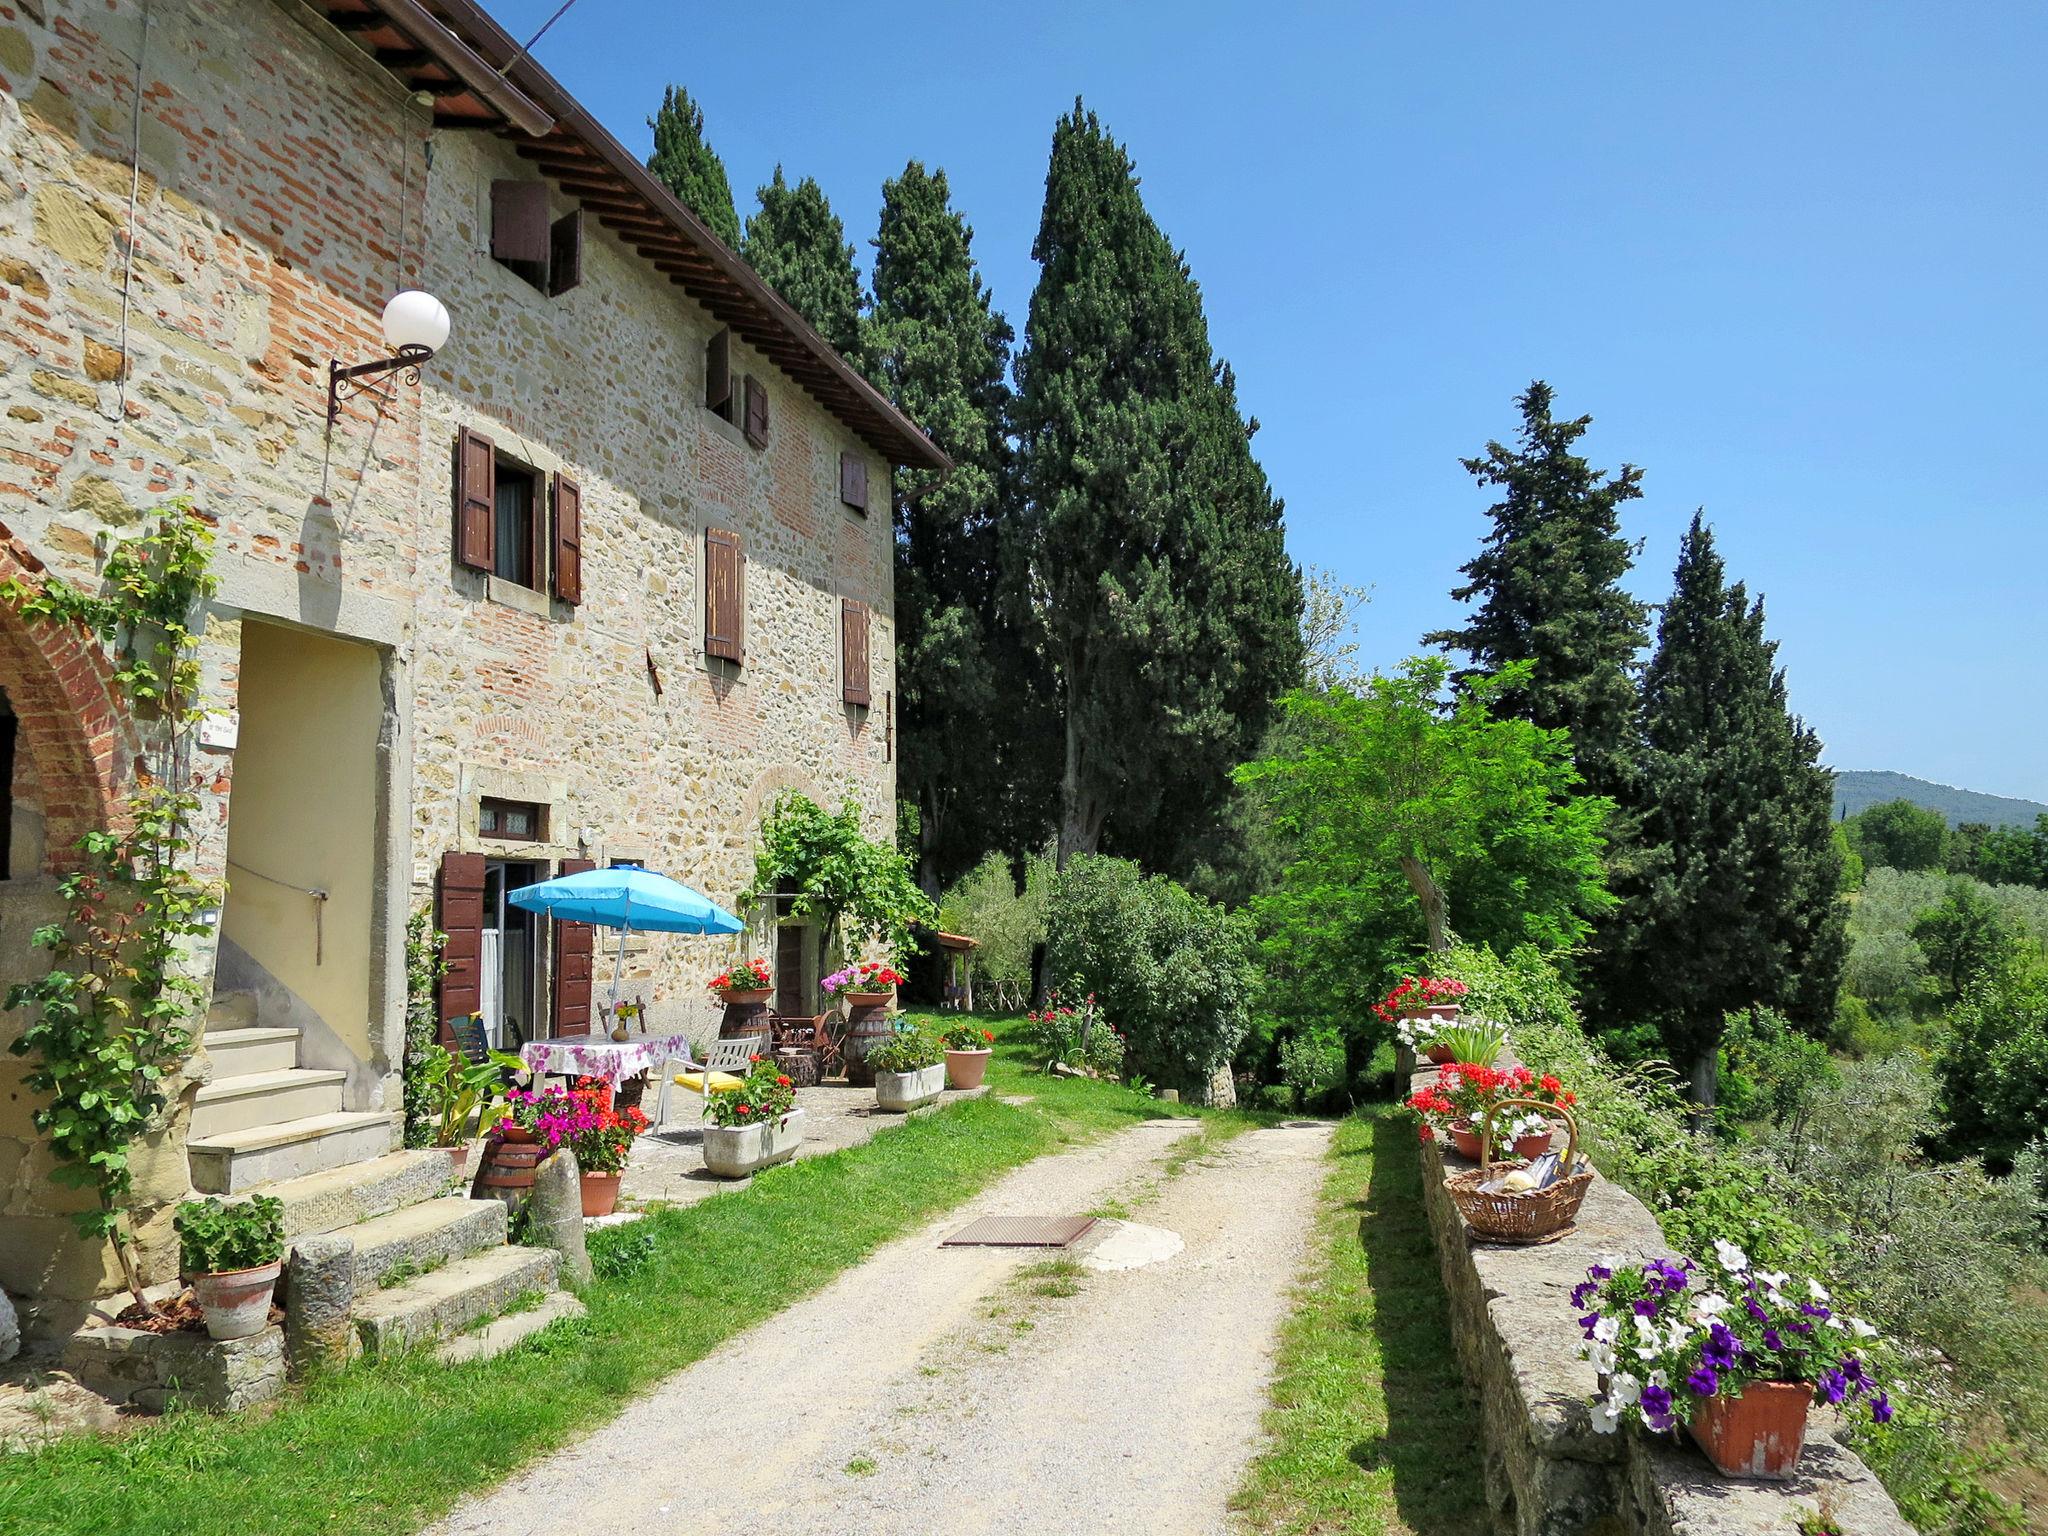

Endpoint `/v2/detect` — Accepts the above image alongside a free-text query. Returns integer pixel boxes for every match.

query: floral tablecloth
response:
[519,1032,696,1086]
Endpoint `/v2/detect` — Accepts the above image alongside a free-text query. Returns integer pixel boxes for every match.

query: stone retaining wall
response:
[1409,1065,1913,1536]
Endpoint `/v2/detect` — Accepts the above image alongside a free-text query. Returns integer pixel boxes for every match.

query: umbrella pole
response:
[608,917,630,1021]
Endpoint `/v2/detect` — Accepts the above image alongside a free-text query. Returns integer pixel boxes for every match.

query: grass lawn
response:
[1233,1106,1487,1536]
[0,1014,1191,1536]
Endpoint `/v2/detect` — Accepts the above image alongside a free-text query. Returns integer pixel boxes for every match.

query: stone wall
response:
[1409,1063,1913,1536]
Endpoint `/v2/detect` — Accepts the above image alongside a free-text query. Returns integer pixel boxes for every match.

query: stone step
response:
[257,1147,459,1239]
[191,1067,346,1137]
[205,990,258,1032]
[437,1290,586,1366]
[188,1110,396,1193]
[201,1026,299,1078]
[353,1245,560,1356]
[333,1196,508,1289]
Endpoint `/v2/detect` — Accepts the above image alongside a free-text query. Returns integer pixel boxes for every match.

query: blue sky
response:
[495,0,2047,802]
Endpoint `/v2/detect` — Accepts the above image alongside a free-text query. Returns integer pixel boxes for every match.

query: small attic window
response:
[490,181,582,297]
[706,328,735,424]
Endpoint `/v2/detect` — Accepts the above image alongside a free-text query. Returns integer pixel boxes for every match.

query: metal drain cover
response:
[941,1214,1098,1248]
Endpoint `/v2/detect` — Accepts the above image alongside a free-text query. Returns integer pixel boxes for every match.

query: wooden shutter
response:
[705,328,732,415]
[551,475,583,604]
[551,856,596,1038]
[455,427,496,572]
[547,209,583,296]
[436,851,486,1041]
[841,599,871,708]
[839,451,868,512]
[743,374,769,448]
[704,528,744,662]
[490,180,549,269]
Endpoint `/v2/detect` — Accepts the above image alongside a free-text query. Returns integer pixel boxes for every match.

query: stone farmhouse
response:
[0,0,943,1335]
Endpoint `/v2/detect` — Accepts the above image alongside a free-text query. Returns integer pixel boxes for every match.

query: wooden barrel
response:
[841,1001,896,1087]
[479,1139,548,1207]
[718,993,772,1052]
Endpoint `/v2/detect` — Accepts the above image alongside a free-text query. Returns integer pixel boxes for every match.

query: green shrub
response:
[1716,1006,1839,1132]
[866,1023,944,1074]
[1933,963,2048,1173]
[1278,1027,1345,1111]
[174,1195,284,1276]
[1043,855,1255,1096]
[937,847,1053,994]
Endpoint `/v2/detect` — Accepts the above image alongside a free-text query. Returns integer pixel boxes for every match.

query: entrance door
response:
[481,859,543,1048]
[776,923,809,1016]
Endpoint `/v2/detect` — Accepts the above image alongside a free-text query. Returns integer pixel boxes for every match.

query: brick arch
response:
[0,522,129,874]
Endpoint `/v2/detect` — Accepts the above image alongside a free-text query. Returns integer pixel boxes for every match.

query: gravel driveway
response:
[428,1114,1334,1536]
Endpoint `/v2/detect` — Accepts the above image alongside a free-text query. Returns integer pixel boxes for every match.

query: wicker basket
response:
[1444,1095,1595,1245]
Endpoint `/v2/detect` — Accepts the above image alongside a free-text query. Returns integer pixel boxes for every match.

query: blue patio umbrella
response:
[509,866,743,1017]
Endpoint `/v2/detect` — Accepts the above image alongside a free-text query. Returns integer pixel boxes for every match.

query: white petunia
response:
[1691,1292,1732,1320]
[1713,1239,1749,1273]
[1590,1401,1620,1434]
[1592,1316,1621,1345]
[1849,1318,1878,1339]
[1609,1372,1643,1407]
[1807,1277,1831,1303]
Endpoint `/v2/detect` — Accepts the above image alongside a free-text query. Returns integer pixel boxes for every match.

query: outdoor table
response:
[518,1031,695,1088]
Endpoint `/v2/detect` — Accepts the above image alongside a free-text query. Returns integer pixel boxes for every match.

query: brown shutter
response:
[490,180,550,269]
[841,599,871,708]
[437,850,486,1040]
[704,527,744,662]
[705,328,732,415]
[839,451,868,512]
[551,475,583,604]
[743,374,769,448]
[455,427,496,572]
[548,209,583,296]
[551,856,596,1038]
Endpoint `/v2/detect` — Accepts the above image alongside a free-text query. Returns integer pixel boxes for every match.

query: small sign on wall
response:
[198,712,239,752]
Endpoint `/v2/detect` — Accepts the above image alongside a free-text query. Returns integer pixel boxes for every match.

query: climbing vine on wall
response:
[2,501,218,1309]
[401,905,449,1148]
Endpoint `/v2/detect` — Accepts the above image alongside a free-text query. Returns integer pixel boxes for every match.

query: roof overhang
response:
[305,0,950,472]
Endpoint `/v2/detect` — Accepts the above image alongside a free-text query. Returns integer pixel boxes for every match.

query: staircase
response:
[188,991,580,1358]
[188,990,394,1193]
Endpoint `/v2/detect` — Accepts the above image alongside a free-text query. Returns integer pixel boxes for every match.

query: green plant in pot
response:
[416,1045,524,1176]
[174,1195,285,1341]
[1431,1019,1508,1070]
[869,1023,946,1112]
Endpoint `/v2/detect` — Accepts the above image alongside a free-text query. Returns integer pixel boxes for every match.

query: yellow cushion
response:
[672,1070,745,1093]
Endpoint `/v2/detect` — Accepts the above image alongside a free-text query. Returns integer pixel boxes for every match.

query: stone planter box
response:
[874,1063,946,1113]
[702,1107,806,1179]
[65,1322,285,1414]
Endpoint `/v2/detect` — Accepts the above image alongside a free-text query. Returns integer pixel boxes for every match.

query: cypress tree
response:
[743,168,865,363]
[645,85,740,249]
[869,161,1041,891]
[1601,515,1846,1102]
[1013,101,1301,869]
[1427,382,1649,804]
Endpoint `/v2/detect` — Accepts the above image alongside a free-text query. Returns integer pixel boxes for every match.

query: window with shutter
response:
[705,329,734,423]
[839,451,868,512]
[551,475,583,604]
[437,850,487,1040]
[548,209,583,297]
[551,857,596,1038]
[743,374,769,448]
[490,180,550,288]
[841,599,871,708]
[704,528,744,663]
[455,427,497,572]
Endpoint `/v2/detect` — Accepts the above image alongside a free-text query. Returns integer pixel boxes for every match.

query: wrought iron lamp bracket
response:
[327,344,433,423]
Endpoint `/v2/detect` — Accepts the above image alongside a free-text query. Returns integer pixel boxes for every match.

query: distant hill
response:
[1832,770,2047,829]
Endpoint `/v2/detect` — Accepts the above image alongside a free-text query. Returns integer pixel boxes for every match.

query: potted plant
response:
[563,1077,650,1217]
[419,1045,522,1176]
[1431,1018,1508,1070]
[1405,1060,1566,1159]
[869,1023,946,1111]
[1395,1013,1454,1064]
[940,1022,996,1089]
[173,1194,286,1341]
[1375,974,1470,1035]
[701,1055,805,1178]
[825,959,906,1008]
[709,957,773,1006]
[1573,1243,1893,1480]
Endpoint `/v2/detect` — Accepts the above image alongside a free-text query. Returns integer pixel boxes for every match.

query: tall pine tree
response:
[1427,382,1648,804]
[869,161,1042,891]
[1600,514,1846,1103]
[1014,102,1301,869]
[645,86,740,249]
[743,168,865,363]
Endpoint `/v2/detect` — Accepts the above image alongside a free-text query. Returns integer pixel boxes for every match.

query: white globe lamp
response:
[381,288,450,357]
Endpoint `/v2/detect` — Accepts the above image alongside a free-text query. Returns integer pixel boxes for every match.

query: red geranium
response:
[1372,975,1470,1025]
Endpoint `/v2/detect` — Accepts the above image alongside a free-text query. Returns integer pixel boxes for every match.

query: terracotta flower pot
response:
[1449,1120,1484,1161]
[190,1259,282,1341]
[1687,1379,1812,1480]
[716,986,774,1006]
[1509,1126,1555,1160]
[579,1170,623,1218]
[1424,1043,1457,1065]
[945,1047,992,1090]
[843,989,895,1008]
[1450,1118,1554,1162]
[1420,1003,1463,1023]
[442,1143,471,1180]
[498,1123,538,1145]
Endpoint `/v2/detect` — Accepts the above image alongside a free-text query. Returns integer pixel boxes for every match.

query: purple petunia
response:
[1686,1366,1719,1397]
[1762,1328,1785,1352]
[1570,1280,1599,1309]
[1700,1323,1743,1371]
[1871,1392,1893,1425]
[1578,1311,1601,1338]
[1818,1369,1849,1406]
[1641,1383,1675,1430]
[1633,1299,1658,1319]
[1841,1355,1866,1385]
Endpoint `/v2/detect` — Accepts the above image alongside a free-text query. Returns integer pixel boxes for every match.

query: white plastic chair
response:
[653,1036,758,1129]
